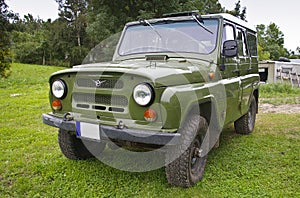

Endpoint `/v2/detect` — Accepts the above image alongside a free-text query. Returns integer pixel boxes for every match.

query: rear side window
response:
[237,28,248,57]
[247,32,258,56]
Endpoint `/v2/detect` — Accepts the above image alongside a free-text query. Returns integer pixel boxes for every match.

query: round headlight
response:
[133,83,154,106]
[52,80,66,99]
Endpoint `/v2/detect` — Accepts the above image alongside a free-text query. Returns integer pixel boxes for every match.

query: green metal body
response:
[46,13,260,140]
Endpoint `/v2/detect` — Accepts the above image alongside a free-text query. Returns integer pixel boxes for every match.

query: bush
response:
[0,48,12,78]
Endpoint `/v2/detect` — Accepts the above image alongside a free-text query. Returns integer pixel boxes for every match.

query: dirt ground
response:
[259,104,300,114]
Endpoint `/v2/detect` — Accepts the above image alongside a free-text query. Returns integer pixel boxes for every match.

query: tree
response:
[0,0,13,77]
[297,47,300,54]
[257,23,288,60]
[56,0,88,65]
[86,0,224,45]
[226,0,246,21]
[45,18,73,66]
[11,30,49,65]
[9,0,237,67]
[11,14,49,65]
[181,0,223,14]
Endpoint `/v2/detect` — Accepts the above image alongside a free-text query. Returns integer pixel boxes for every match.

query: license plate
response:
[76,121,100,140]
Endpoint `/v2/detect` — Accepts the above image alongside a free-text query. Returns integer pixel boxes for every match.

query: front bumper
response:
[42,113,181,146]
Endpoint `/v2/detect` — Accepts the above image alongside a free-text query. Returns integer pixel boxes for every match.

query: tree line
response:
[0,0,299,77]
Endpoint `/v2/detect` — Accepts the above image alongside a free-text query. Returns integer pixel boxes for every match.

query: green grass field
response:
[260,83,300,105]
[0,64,299,197]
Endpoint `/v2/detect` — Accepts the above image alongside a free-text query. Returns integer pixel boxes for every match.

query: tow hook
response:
[116,121,126,129]
[63,112,74,121]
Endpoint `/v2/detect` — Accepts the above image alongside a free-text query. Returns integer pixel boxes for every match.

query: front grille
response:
[76,78,124,89]
[73,93,128,106]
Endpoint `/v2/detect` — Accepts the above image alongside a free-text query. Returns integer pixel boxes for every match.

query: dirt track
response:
[259,104,300,114]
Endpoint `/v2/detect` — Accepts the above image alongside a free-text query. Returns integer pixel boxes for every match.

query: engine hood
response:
[51,59,213,87]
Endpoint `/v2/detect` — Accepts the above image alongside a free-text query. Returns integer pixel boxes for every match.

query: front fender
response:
[160,82,226,131]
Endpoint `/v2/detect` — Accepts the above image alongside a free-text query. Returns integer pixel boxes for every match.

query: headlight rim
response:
[51,79,67,99]
[133,83,155,107]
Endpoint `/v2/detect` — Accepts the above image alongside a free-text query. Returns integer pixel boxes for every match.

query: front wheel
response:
[234,95,257,134]
[165,115,208,187]
[58,129,106,160]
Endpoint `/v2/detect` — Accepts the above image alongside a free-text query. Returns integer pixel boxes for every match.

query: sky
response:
[6,0,300,51]
[219,0,300,52]
[6,0,59,21]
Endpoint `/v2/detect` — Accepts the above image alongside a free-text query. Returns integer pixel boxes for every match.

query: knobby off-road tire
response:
[58,129,105,160]
[165,115,208,187]
[234,95,257,135]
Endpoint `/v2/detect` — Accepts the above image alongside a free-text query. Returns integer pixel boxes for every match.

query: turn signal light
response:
[144,109,157,122]
[52,100,62,111]
[209,72,215,79]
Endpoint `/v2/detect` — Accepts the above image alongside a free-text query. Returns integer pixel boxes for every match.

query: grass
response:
[0,63,299,197]
[260,83,300,104]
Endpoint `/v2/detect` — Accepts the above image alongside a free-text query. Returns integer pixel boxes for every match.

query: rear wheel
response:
[234,96,257,134]
[165,115,208,187]
[58,129,106,160]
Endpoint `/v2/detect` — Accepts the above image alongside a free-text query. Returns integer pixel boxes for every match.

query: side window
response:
[237,28,248,57]
[222,24,235,52]
[247,32,258,56]
[222,24,235,43]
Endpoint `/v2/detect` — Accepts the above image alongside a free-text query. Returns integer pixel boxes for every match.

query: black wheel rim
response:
[190,138,205,176]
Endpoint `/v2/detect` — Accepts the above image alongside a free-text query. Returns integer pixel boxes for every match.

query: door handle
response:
[232,69,240,74]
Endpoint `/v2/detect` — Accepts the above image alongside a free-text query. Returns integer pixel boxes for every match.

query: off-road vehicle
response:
[43,11,259,187]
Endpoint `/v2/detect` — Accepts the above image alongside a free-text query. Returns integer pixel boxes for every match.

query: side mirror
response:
[223,40,238,58]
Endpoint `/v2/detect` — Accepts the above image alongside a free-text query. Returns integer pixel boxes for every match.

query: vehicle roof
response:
[126,13,256,33]
[204,13,256,32]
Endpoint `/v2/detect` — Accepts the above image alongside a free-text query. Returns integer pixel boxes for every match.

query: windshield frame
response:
[117,18,220,57]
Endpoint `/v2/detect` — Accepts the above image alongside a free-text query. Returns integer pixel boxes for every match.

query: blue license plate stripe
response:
[76,121,81,136]
[76,122,101,140]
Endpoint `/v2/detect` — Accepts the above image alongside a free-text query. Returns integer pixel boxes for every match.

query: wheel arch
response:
[253,88,259,113]
[183,96,223,133]
[186,100,212,125]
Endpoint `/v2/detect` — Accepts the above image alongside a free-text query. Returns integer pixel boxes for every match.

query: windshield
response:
[118,19,219,56]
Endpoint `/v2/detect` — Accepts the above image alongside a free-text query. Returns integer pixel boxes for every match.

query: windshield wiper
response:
[192,14,213,34]
[139,18,162,39]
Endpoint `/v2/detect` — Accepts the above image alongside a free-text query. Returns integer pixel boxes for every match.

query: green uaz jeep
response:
[43,11,259,187]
